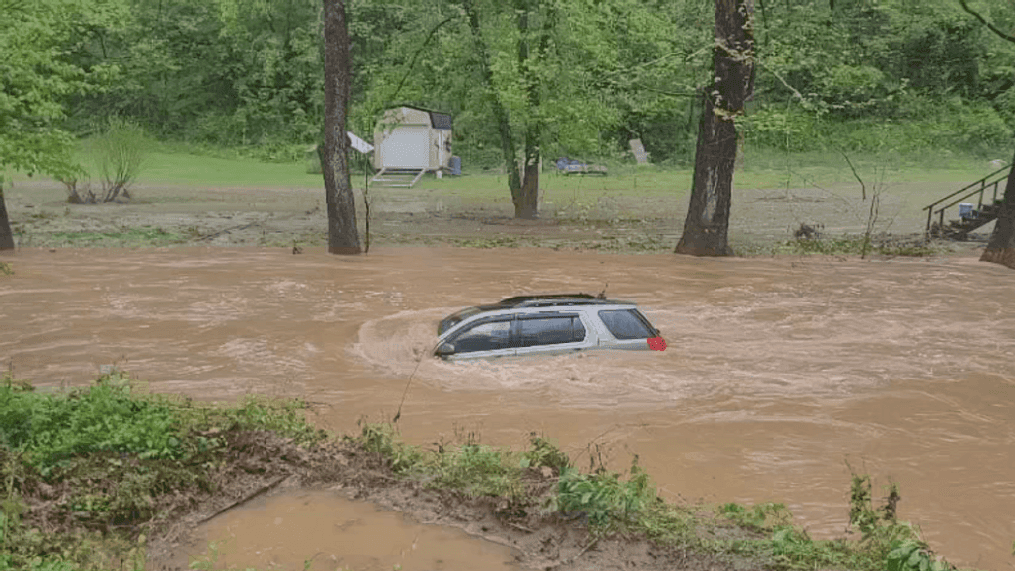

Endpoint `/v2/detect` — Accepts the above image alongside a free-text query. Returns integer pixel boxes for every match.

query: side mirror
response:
[435,342,456,356]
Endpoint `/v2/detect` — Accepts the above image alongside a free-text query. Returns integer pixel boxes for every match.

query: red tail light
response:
[647,336,667,351]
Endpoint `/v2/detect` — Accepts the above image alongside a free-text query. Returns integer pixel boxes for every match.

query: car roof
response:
[488,293,636,309]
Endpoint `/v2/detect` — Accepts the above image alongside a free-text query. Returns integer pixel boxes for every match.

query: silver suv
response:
[434,294,667,361]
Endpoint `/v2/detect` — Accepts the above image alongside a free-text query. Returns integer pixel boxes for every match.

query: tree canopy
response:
[2,0,1013,171]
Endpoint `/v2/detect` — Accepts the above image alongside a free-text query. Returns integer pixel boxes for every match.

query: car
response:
[434,294,667,361]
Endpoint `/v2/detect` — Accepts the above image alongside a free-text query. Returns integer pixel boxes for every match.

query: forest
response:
[2,0,1014,177]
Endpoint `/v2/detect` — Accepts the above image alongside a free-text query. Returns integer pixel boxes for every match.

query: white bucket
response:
[959,203,974,219]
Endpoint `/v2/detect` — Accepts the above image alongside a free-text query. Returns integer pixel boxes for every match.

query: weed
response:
[0,262,12,276]
[356,422,424,473]
[719,502,792,532]
[555,456,655,531]
[520,435,569,471]
[433,443,523,498]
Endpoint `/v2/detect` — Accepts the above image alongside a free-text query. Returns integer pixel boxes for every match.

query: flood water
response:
[1,246,1013,569]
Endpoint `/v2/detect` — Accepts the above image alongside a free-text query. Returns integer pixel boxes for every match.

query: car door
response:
[514,313,590,357]
[443,317,516,360]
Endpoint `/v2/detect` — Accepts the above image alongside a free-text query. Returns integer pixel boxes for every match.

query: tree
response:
[461,0,522,207]
[322,0,361,254]
[959,0,1015,269]
[0,0,100,251]
[675,0,755,256]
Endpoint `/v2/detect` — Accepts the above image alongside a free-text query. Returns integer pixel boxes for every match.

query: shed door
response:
[380,126,429,169]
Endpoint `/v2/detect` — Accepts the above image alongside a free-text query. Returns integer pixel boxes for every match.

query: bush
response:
[87,119,152,202]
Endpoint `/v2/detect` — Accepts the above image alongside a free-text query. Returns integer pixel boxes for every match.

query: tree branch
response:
[391,14,461,101]
[958,0,1015,44]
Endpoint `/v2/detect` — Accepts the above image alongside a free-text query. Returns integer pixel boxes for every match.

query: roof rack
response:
[499,293,594,304]
[496,294,628,308]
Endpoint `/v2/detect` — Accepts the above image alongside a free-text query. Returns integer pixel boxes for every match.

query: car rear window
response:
[516,315,586,347]
[598,309,656,340]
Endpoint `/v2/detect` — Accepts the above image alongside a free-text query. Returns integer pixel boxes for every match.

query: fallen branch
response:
[195,475,289,525]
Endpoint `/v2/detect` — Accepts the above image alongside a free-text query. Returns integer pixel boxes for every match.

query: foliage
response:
[87,118,152,202]
[357,422,425,474]
[554,456,655,530]
[0,0,110,183]
[719,502,792,532]
[0,373,186,475]
[0,372,327,571]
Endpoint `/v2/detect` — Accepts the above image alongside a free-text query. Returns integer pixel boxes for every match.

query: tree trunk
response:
[322,0,360,255]
[980,148,1015,269]
[675,0,755,257]
[462,0,522,205]
[0,183,14,251]
[515,1,540,219]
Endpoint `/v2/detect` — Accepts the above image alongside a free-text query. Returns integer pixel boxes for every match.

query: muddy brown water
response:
[2,247,1014,569]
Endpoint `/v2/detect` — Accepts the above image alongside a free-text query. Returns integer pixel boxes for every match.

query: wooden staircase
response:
[371,167,427,189]
[924,165,1010,240]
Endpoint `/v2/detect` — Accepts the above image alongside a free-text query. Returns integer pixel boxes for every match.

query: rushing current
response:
[1,246,1012,569]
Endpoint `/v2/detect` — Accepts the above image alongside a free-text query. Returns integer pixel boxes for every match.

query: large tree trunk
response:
[515,1,540,219]
[462,0,522,206]
[322,0,360,255]
[0,183,14,251]
[980,148,1015,269]
[675,0,755,257]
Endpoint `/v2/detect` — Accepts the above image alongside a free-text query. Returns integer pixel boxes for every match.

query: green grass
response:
[0,371,327,571]
[43,227,182,247]
[83,144,999,194]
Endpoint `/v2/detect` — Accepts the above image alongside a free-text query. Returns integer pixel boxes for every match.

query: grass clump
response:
[0,372,327,571]
[554,457,655,530]
[746,233,946,258]
[44,227,181,248]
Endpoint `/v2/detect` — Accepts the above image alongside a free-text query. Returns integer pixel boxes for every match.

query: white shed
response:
[373,106,453,175]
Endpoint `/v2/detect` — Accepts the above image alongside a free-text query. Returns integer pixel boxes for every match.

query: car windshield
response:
[438,306,484,335]
[598,309,657,340]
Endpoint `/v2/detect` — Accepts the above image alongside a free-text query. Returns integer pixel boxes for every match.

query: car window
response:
[598,309,655,340]
[439,306,483,335]
[448,319,512,353]
[517,315,586,347]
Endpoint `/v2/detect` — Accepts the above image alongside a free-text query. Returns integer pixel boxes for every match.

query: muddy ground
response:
[2,177,989,253]
[16,427,762,571]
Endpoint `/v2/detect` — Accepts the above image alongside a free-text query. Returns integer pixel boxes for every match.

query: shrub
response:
[87,118,151,202]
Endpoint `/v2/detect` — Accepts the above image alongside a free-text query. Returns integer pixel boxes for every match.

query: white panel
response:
[379,127,429,169]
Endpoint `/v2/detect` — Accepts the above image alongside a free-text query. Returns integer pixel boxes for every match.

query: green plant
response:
[433,443,522,498]
[520,435,569,471]
[719,502,792,532]
[886,539,953,571]
[0,262,12,276]
[88,118,152,202]
[555,456,655,531]
[357,422,423,474]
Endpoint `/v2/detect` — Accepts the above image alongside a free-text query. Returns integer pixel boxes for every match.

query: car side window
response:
[448,319,512,353]
[517,315,586,347]
[598,309,654,340]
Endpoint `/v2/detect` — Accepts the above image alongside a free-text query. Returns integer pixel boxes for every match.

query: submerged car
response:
[435,294,667,361]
